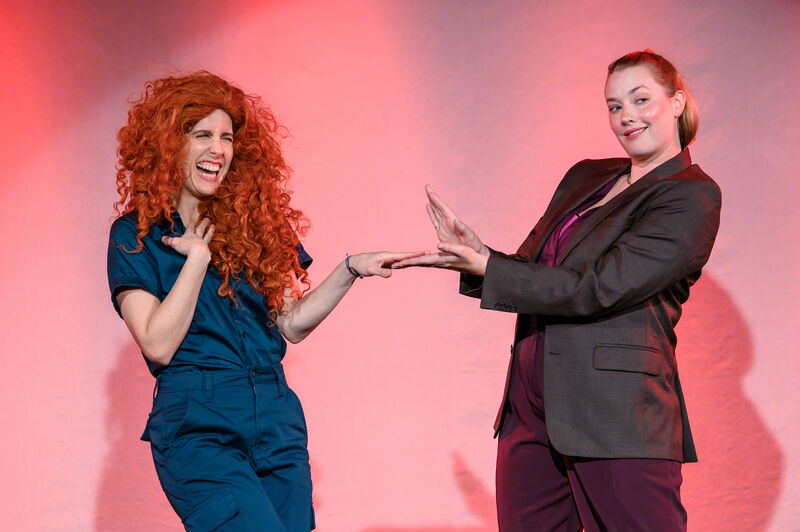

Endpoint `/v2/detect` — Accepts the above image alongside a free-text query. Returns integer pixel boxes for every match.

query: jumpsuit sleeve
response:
[107,215,161,318]
[296,242,312,270]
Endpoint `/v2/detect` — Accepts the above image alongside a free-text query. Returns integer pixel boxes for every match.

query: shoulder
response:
[566,157,629,177]
[109,210,155,249]
[661,164,722,207]
[557,157,629,189]
[110,210,139,233]
[550,157,629,197]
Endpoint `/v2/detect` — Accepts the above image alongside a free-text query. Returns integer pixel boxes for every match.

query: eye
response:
[608,104,621,112]
[222,135,234,143]
[195,132,209,138]
[635,97,648,104]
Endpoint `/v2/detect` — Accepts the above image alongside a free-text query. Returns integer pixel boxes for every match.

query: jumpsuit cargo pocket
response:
[182,488,239,531]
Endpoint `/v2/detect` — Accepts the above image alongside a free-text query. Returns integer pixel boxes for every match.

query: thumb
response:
[455,219,475,240]
[437,242,465,256]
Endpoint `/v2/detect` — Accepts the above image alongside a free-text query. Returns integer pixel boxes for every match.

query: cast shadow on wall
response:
[93,341,177,531]
[677,274,782,530]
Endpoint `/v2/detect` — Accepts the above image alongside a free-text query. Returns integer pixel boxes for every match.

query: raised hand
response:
[161,218,215,259]
[391,186,489,275]
[346,251,428,278]
[426,185,486,255]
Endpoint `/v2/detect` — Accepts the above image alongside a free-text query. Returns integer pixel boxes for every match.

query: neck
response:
[629,142,682,183]
[177,190,200,224]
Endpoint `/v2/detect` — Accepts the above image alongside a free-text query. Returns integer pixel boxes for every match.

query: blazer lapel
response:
[556,149,693,265]
[531,163,629,261]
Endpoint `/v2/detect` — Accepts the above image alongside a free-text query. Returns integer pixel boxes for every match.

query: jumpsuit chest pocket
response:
[142,390,195,457]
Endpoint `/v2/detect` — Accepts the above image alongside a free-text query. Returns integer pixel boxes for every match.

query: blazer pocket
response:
[593,344,662,376]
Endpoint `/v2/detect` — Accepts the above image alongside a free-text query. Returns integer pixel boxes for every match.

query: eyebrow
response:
[607,84,649,102]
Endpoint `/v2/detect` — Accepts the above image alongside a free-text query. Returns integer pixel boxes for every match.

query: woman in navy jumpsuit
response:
[107,72,420,531]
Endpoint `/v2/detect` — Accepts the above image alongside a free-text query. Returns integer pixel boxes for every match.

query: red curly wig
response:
[114,71,309,317]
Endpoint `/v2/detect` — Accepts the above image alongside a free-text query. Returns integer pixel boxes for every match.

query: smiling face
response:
[605,64,685,167]
[179,108,234,208]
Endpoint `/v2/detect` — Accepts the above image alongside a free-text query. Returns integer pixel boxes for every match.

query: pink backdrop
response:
[1,1,798,530]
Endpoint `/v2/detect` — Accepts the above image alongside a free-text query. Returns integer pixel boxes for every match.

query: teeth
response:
[197,162,220,172]
[626,128,646,136]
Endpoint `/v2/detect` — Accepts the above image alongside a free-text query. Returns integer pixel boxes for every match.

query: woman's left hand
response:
[391,241,489,276]
[346,251,428,278]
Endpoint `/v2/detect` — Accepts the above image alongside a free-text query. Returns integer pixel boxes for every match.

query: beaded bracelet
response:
[345,255,362,278]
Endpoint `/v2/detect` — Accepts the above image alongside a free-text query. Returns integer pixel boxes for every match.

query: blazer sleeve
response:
[479,177,721,318]
[459,248,517,298]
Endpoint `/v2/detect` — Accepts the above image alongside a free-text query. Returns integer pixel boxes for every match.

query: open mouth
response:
[196,161,221,181]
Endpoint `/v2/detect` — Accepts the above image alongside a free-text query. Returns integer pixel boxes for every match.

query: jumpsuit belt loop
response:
[202,370,213,401]
[274,364,286,396]
[247,364,286,396]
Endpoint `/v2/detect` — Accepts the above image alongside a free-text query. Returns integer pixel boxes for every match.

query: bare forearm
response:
[135,252,210,364]
[278,260,356,343]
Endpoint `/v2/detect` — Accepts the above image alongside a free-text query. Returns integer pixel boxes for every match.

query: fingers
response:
[425,185,457,220]
[185,218,197,233]
[373,268,392,278]
[353,251,431,274]
[384,250,428,261]
[194,217,211,236]
[454,219,471,238]
[203,223,216,243]
[426,203,441,229]
[390,254,448,269]
[437,242,470,258]
[184,218,215,243]
[390,248,465,269]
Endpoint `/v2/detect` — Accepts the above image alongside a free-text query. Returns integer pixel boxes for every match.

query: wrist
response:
[187,247,212,264]
[344,254,362,279]
[472,253,489,277]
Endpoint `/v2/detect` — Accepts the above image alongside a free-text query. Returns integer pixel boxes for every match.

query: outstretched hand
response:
[425,185,487,255]
[392,185,490,276]
[161,218,215,259]
[346,251,428,278]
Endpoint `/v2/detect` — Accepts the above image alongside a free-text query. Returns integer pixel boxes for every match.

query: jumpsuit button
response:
[241,332,247,338]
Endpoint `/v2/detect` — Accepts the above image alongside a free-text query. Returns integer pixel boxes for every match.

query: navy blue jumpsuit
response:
[108,210,315,531]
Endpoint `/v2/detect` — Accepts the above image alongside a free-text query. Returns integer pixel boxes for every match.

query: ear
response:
[672,90,686,118]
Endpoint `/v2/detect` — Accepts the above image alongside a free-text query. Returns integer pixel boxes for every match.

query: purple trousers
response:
[496,343,687,532]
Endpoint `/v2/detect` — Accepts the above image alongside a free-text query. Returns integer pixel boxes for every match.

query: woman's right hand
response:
[161,218,215,259]
[425,185,487,255]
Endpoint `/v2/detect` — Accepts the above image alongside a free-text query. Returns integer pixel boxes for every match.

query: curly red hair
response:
[114,71,309,317]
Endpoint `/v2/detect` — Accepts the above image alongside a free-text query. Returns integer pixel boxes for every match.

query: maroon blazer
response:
[461,150,721,462]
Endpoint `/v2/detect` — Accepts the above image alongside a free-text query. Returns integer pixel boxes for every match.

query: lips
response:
[196,161,221,181]
[623,126,647,139]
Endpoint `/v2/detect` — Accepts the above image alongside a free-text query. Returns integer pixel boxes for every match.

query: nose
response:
[619,104,634,125]
[209,136,224,155]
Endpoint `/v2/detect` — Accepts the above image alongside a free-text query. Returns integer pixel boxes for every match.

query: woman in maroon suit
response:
[395,50,721,531]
